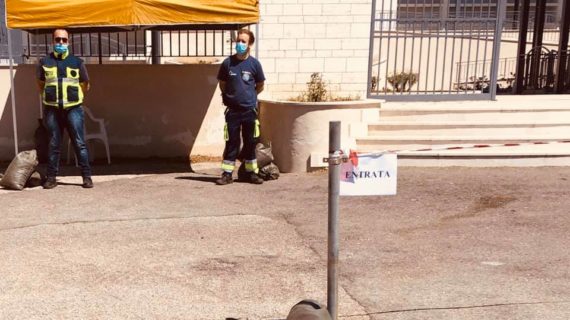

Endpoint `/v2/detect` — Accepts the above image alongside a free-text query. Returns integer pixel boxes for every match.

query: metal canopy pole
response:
[514,0,531,93]
[7,28,19,156]
[327,121,341,320]
[36,30,43,119]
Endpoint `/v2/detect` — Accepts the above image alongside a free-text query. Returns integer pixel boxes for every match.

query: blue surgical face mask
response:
[235,42,248,55]
[54,43,68,54]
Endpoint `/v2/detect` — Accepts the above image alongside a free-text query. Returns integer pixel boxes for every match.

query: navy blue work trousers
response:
[223,108,257,165]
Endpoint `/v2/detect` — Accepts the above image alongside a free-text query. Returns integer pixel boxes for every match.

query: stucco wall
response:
[258,0,372,101]
[0,64,226,161]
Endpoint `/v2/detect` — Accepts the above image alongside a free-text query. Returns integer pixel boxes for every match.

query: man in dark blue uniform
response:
[216,29,266,185]
[37,29,93,189]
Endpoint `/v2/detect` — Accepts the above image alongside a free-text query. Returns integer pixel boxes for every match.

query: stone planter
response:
[259,99,382,173]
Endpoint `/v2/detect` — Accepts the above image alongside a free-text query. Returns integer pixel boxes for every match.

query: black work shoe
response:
[249,172,264,185]
[42,177,57,189]
[82,177,94,189]
[216,172,233,185]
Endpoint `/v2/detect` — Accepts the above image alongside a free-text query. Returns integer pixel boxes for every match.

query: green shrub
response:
[386,71,418,92]
[289,73,359,102]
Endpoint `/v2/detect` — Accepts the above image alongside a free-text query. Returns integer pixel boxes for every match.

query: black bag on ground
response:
[237,142,274,168]
[286,299,331,320]
[238,161,280,181]
[255,143,274,168]
[34,118,50,164]
[0,150,39,190]
[259,162,280,181]
[25,171,43,188]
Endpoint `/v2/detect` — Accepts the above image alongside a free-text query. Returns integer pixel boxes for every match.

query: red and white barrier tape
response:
[351,140,570,158]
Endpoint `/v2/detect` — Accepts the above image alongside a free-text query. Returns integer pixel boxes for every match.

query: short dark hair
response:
[237,28,255,45]
[53,28,68,38]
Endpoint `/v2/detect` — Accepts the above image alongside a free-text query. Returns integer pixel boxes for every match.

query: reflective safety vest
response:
[40,52,85,108]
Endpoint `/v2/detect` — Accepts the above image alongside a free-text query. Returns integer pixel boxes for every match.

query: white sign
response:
[340,153,397,196]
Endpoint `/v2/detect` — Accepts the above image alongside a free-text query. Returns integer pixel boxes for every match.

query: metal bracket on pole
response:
[323,152,349,165]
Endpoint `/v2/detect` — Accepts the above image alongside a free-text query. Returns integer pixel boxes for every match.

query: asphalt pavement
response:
[1,161,569,319]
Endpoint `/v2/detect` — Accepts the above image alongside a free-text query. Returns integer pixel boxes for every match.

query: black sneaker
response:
[82,177,94,189]
[42,177,57,189]
[249,172,264,185]
[216,172,233,185]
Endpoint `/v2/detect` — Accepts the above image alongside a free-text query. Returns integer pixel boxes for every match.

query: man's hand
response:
[219,81,226,94]
[255,81,264,94]
[80,81,90,93]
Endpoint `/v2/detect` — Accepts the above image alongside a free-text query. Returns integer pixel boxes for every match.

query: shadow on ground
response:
[175,175,219,184]
[0,157,196,177]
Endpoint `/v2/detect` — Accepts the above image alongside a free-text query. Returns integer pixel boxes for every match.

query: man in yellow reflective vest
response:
[216,29,265,185]
[37,29,93,189]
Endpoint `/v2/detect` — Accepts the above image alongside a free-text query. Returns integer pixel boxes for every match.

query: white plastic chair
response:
[67,106,111,165]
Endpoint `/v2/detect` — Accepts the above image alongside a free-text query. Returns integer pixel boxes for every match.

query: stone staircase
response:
[354,95,570,166]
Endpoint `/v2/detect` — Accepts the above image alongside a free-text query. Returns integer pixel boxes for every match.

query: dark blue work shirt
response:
[217,55,265,110]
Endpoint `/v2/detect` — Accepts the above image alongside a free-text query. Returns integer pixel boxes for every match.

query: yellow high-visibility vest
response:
[40,52,85,108]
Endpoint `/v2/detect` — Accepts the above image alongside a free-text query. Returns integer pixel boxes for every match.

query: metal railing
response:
[13,29,238,64]
[454,57,517,91]
[453,50,570,93]
[368,0,504,100]
[522,47,560,91]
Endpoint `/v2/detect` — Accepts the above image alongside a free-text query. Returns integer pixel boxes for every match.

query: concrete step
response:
[379,111,570,122]
[368,121,570,136]
[356,96,570,166]
[397,156,570,167]
[357,135,569,147]
[378,95,570,115]
[352,142,570,166]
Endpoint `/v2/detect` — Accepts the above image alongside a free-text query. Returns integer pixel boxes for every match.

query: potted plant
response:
[259,73,382,173]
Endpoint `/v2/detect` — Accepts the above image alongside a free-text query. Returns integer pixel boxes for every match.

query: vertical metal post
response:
[97,32,103,64]
[7,29,19,156]
[490,0,506,100]
[151,30,161,64]
[529,0,547,88]
[327,121,341,320]
[513,0,520,29]
[255,23,260,58]
[367,0,377,98]
[514,0,531,93]
[555,0,570,92]
[36,29,43,119]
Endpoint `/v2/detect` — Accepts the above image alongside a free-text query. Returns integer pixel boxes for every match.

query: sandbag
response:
[259,163,280,181]
[286,300,331,320]
[0,150,39,190]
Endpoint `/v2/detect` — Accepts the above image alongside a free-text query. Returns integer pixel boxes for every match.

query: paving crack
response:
[0,213,249,232]
[278,212,372,319]
[340,300,570,317]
